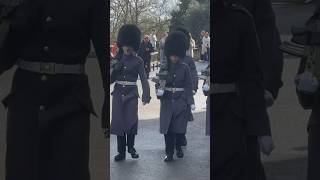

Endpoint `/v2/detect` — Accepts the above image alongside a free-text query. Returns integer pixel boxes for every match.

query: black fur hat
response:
[117,24,141,51]
[164,31,189,58]
[174,26,191,47]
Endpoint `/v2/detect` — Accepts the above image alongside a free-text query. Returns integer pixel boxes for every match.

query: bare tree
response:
[110,0,172,42]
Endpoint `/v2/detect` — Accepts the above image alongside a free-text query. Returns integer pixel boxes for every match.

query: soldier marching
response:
[155,31,196,162]
[110,24,151,161]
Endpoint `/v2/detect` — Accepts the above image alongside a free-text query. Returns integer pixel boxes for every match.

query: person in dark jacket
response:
[212,1,274,179]
[138,35,154,79]
[110,24,151,161]
[236,0,283,179]
[1,0,107,179]
[156,31,195,162]
[237,0,283,102]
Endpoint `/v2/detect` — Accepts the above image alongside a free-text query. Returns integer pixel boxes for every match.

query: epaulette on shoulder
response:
[228,2,253,20]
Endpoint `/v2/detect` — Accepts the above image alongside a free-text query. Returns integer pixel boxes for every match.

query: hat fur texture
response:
[164,31,189,58]
[117,24,141,51]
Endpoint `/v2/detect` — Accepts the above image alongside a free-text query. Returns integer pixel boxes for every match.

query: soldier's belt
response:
[17,60,85,75]
[164,87,185,92]
[212,83,237,94]
[115,81,137,86]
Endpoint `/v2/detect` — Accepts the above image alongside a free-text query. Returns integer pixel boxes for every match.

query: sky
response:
[167,0,179,10]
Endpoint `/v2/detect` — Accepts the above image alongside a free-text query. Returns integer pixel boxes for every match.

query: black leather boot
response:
[176,146,184,158]
[115,136,126,161]
[128,148,139,159]
[114,153,126,161]
[164,133,175,162]
[164,155,174,162]
[127,134,139,159]
[181,135,187,146]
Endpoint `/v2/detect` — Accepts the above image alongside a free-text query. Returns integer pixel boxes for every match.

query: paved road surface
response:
[110,113,210,180]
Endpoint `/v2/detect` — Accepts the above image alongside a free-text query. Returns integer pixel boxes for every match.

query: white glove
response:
[295,71,319,93]
[264,90,274,107]
[259,136,275,156]
[156,89,164,96]
[191,104,196,111]
[202,84,210,92]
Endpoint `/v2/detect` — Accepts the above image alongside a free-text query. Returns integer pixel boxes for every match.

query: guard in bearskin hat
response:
[172,27,199,148]
[110,24,151,161]
[156,31,195,162]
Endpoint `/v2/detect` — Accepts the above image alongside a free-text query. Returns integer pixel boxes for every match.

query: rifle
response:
[199,65,210,85]
[199,65,211,94]
[110,58,118,76]
[151,62,168,91]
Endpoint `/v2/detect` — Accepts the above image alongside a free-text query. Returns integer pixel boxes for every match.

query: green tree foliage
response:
[170,0,210,47]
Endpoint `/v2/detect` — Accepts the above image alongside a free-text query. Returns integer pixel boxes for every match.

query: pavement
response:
[110,113,210,180]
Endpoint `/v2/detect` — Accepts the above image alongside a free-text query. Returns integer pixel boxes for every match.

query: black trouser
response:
[246,135,266,180]
[308,124,320,180]
[117,133,136,154]
[6,106,91,180]
[213,95,247,180]
[175,134,186,147]
[164,132,184,155]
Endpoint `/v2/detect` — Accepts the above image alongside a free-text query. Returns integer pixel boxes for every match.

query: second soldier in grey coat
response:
[110,24,151,161]
[156,31,195,162]
[174,27,199,147]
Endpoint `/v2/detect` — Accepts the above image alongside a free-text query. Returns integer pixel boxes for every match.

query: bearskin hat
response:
[174,26,191,48]
[164,31,189,58]
[117,24,141,51]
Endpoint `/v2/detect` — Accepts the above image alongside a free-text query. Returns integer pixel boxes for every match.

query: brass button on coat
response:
[39,105,45,111]
[43,46,49,52]
[46,16,53,22]
[41,75,47,82]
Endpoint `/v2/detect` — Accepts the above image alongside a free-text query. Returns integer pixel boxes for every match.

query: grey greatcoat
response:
[182,55,198,121]
[111,54,151,136]
[158,62,194,134]
[183,56,198,92]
